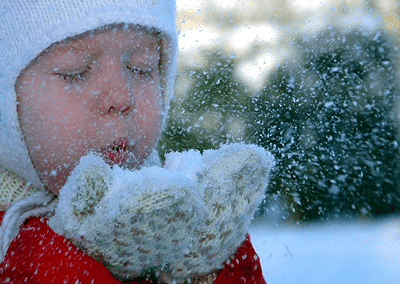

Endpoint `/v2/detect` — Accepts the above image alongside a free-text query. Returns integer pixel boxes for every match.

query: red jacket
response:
[0,212,266,284]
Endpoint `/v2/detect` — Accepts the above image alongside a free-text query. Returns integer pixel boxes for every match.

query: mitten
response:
[49,144,274,283]
[0,166,37,208]
[49,153,206,281]
[158,143,274,282]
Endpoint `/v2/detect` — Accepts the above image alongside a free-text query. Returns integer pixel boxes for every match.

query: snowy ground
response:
[250,218,400,284]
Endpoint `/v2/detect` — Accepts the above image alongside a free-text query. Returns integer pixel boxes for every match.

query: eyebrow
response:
[41,51,101,74]
[54,39,103,55]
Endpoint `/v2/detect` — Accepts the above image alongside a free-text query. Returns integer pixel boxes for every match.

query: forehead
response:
[66,26,160,50]
[32,25,161,67]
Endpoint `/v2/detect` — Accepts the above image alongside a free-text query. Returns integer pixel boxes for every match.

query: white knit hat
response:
[0,0,178,190]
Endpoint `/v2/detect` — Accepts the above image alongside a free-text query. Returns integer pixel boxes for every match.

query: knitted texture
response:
[190,270,218,284]
[49,144,274,283]
[160,144,274,282]
[0,190,57,261]
[50,154,204,281]
[0,166,37,209]
[0,166,57,262]
[0,0,178,191]
[0,211,265,284]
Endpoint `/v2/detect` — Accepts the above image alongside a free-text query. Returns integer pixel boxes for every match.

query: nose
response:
[96,62,134,115]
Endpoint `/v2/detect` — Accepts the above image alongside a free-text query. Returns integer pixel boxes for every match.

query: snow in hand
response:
[49,143,274,283]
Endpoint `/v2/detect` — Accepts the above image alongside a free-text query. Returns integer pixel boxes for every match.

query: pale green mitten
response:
[48,143,274,283]
[158,143,274,282]
[48,153,205,281]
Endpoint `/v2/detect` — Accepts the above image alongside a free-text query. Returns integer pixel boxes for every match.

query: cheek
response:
[131,87,163,159]
[137,90,163,136]
[17,81,92,189]
[21,112,92,194]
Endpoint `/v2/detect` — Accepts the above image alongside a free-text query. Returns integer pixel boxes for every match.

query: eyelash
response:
[128,67,153,78]
[56,67,91,84]
[55,65,154,84]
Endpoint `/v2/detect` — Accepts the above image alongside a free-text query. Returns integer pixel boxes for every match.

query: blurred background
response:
[161,1,400,282]
[159,0,400,224]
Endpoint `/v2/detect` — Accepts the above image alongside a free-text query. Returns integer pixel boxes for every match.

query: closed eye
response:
[128,66,153,78]
[54,66,91,84]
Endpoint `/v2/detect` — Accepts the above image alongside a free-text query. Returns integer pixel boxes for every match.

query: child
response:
[0,1,271,283]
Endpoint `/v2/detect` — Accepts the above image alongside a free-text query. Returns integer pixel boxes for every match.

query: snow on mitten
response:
[160,143,274,282]
[49,153,205,281]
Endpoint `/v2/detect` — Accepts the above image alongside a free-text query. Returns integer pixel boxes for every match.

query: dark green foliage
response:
[159,50,250,157]
[250,28,400,220]
[159,28,400,221]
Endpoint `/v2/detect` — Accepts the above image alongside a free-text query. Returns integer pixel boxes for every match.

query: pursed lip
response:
[101,137,133,164]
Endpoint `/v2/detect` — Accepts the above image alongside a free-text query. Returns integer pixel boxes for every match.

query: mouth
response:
[102,137,133,165]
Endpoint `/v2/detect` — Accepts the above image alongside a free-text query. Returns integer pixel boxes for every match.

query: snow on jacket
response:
[0,212,266,284]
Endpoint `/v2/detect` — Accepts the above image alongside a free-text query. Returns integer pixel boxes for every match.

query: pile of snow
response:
[250,218,400,284]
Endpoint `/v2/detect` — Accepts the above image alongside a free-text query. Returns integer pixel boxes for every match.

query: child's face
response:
[16,26,164,194]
